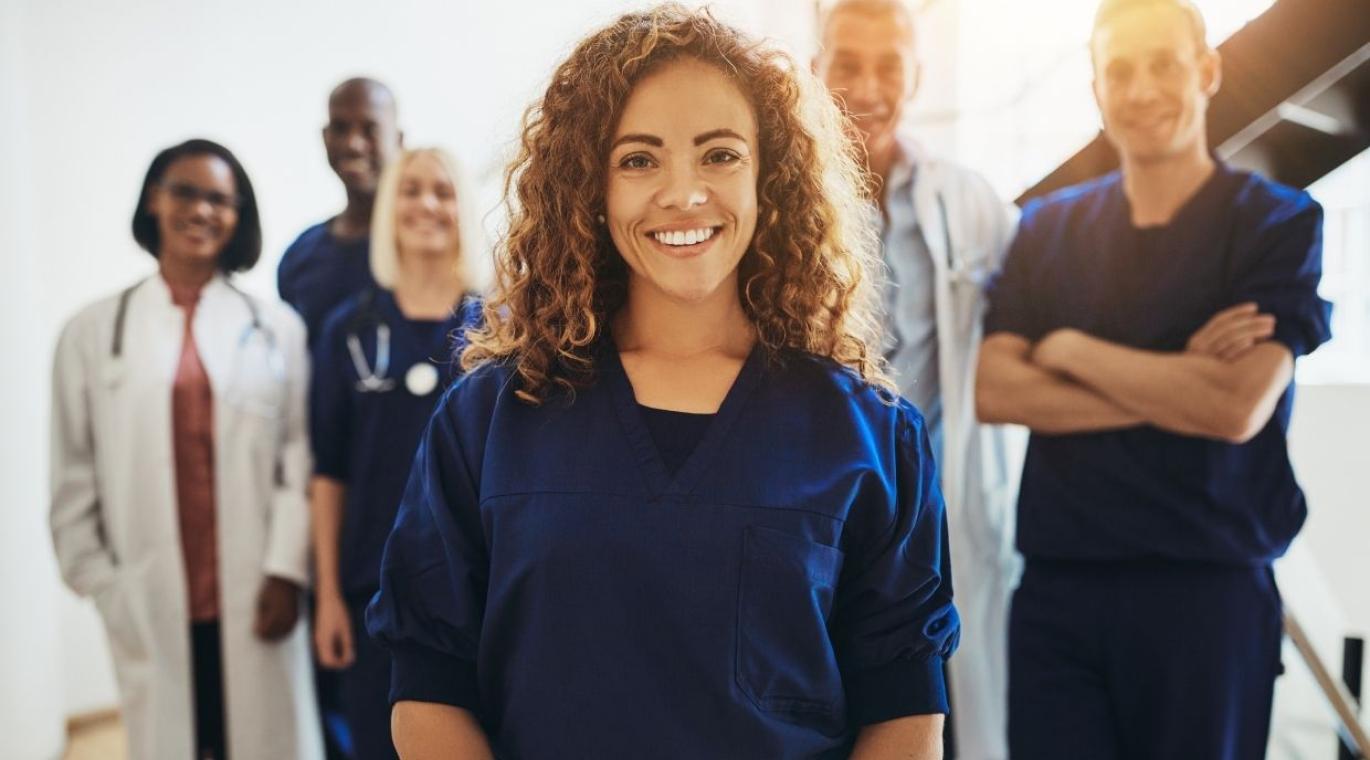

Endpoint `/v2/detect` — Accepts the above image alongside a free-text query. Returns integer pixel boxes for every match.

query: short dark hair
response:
[131,138,262,272]
[1091,0,1208,54]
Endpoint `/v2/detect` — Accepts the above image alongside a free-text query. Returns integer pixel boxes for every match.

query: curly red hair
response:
[463,3,890,403]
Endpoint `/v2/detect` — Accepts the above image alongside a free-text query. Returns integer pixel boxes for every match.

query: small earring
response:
[596,214,606,224]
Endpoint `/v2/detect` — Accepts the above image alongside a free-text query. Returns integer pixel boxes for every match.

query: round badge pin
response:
[405,362,440,396]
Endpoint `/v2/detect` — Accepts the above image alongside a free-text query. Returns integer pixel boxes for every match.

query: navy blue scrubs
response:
[986,163,1331,760]
[278,221,377,347]
[367,344,959,758]
[311,288,480,760]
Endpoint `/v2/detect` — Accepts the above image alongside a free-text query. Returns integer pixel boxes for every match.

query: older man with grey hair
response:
[815,2,1022,758]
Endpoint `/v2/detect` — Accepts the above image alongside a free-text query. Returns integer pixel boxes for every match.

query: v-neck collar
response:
[600,338,765,500]
[1115,161,1233,235]
[374,289,476,359]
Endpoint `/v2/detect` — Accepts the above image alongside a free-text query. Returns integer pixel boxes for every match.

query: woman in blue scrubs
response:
[308,147,483,760]
[367,7,958,759]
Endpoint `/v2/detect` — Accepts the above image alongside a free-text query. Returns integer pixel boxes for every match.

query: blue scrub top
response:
[985,163,1332,564]
[278,221,377,347]
[311,288,481,596]
[367,344,959,758]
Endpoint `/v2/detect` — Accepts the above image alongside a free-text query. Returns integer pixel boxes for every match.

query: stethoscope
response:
[107,277,287,487]
[345,289,472,397]
[879,179,983,287]
[934,192,985,288]
[109,277,282,379]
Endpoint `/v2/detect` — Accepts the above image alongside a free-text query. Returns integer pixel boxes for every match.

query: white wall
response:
[1290,384,1370,640]
[0,4,66,758]
[1269,384,1370,759]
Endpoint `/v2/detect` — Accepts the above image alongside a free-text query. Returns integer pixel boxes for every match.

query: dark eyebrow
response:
[611,133,663,150]
[694,129,747,146]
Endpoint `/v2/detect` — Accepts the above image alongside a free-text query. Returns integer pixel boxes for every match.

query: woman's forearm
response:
[392,701,494,760]
[309,475,346,599]
[850,714,943,760]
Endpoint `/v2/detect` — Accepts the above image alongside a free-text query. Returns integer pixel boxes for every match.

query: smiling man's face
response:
[1092,3,1220,165]
[323,81,401,196]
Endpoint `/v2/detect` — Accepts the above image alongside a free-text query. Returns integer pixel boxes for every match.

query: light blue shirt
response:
[878,149,943,465]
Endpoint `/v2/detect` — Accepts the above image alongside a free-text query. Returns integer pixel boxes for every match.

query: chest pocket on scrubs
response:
[736,525,846,719]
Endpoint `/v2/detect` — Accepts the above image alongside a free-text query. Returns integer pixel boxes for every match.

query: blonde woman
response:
[368,6,958,759]
[308,147,482,759]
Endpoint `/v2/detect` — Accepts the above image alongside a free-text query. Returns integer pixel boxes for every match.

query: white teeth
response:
[653,227,716,246]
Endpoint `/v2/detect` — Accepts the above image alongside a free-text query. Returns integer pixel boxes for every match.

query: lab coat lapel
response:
[903,140,962,509]
[102,276,199,759]
[193,275,239,398]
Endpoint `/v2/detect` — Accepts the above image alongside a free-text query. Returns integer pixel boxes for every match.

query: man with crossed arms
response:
[978,0,1332,756]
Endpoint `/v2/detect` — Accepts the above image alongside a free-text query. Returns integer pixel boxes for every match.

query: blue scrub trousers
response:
[1008,560,1284,760]
[344,592,400,760]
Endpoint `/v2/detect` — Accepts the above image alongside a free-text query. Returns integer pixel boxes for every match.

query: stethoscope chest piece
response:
[405,362,439,396]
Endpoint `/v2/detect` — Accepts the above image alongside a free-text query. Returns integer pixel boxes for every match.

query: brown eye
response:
[619,153,654,170]
[206,192,239,210]
[704,149,740,165]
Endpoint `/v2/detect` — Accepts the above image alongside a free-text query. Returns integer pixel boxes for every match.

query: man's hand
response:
[1187,302,1276,361]
[1030,328,1085,372]
[254,576,302,642]
[314,592,356,668]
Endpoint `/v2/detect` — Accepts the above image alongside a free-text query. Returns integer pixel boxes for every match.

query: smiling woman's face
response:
[394,152,461,262]
[605,57,759,305]
[147,154,240,267]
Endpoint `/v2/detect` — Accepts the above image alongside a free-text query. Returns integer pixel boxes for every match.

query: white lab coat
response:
[50,274,322,760]
[899,139,1026,760]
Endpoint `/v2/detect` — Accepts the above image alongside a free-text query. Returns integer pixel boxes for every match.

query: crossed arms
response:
[976,303,1293,443]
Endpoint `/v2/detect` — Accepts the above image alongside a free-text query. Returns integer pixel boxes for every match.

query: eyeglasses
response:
[160,181,241,212]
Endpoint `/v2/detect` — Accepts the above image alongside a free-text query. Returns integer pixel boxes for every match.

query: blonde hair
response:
[369,147,484,288]
[1091,0,1209,55]
[818,0,916,48]
[462,4,891,404]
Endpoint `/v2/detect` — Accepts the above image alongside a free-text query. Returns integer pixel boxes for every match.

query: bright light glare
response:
[935,0,1277,198]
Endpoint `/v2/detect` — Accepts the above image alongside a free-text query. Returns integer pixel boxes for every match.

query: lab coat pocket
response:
[224,333,287,421]
[225,373,284,421]
[735,526,846,720]
[968,426,1018,558]
[92,566,152,664]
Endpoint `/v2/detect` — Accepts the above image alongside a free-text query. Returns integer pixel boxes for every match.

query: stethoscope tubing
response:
[348,322,396,393]
[109,277,279,361]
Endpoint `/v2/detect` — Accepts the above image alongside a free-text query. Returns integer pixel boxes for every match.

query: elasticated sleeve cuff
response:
[1270,321,1312,360]
[388,644,481,711]
[311,456,348,482]
[846,656,949,726]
